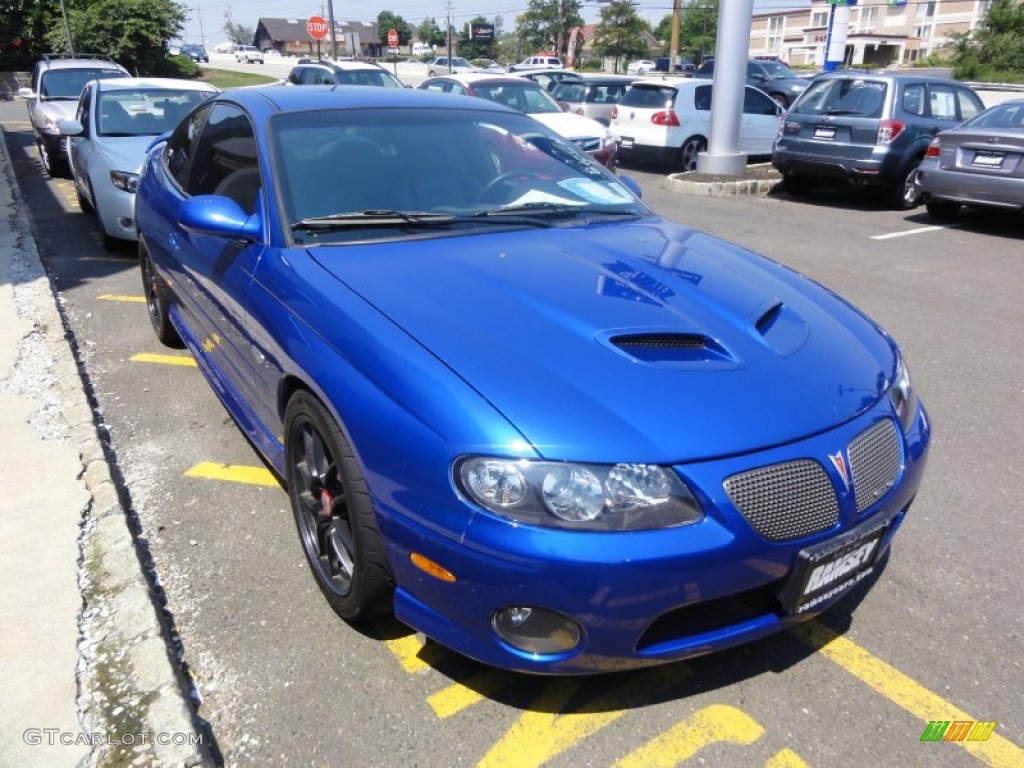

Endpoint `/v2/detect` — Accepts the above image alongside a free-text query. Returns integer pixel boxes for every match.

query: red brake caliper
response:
[320,489,334,518]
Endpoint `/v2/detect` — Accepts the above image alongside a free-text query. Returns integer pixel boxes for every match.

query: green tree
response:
[456,15,496,60]
[223,19,252,45]
[949,0,1024,82]
[680,1,718,64]
[377,11,412,46]
[516,0,583,58]
[593,1,650,73]
[418,17,445,47]
[41,0,186,75]
[0,0,50,69]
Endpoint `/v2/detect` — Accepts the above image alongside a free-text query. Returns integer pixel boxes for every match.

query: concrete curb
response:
[0,128,213,767]
[663,168,783,198]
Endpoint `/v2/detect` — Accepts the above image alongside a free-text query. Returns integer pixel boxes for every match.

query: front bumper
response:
[377,398,930,674]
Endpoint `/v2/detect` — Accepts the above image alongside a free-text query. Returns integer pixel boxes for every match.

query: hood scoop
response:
[603,332,738,368]
[750,301,810,358]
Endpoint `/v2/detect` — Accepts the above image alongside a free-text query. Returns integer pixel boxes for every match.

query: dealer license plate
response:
[972,151,1005,168]
[779,523,887,614]
[619,136,634,149]
[813,127,836,140]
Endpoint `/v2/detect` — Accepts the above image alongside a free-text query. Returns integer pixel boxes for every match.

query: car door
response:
[740,86,783,155]
[167,102,267,401]
[68,82,95,205]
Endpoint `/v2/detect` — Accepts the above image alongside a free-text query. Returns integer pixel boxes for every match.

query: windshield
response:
[471,82,562,114]
[98,88,213,136]
[41,69,128,99]
[759,60,798,79]
[791,78,887,117]
[336,69,403,88]
[271,106,647,244]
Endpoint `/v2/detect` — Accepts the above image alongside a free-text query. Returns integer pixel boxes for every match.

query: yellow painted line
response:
[794,621,1023,767]
[385,635,433,674]
[766,747,811,768]
[184,462,278,487]
[428,668,509,718]
[130,353,197,368]
[99,294,145,303]
[478,665,692,768]
[614,704,764,768]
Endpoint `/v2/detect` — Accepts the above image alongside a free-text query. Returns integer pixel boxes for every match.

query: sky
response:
[181,0,811,47]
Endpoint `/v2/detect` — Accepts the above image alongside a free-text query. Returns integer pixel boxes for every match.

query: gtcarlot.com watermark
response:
[23,728,203,747]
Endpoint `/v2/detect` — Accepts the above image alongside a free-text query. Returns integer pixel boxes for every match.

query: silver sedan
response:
[914,98,1024,220]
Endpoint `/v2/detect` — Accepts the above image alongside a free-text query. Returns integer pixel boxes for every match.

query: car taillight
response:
[925,138,941,157]
[610,106,619,120]
[652,110,680,127]
[557,100,568,111]
[877,119,905,144]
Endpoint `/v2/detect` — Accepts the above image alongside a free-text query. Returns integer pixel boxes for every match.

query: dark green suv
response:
[772,73,985,209]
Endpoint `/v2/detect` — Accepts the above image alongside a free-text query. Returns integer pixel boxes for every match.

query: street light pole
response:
[59,0,75,55]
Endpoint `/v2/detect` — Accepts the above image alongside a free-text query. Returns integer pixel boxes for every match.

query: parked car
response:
[286,59,404,88]
[914,98,1024,220]
[235,45,264,64]
[180,44,208,63]
[17,53,130,177]
[772,73,985,208]
[59,77,217,247]
[426,57,478,76]
[418,74,617,169]
[514,69,582,93]
[508,55,564,72]
[695,58,809,108]
[626,60,656,75]
[611,77,783,171]
[552,74,637,126]
[655,56,696,74]
[134,84,929,674]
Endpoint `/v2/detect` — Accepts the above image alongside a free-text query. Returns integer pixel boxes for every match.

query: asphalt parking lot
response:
[1,92,1022,767]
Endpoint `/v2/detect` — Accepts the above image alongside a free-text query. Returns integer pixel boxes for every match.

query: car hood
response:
[94,136,159,173]
[530,111,606,140]
[309,219,894,462]
[39,100,79,124]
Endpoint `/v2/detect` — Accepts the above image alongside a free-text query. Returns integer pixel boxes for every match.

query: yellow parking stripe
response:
[614,704,764,768]
[184,462,278,487]
[385,635,433,674]
[99,294,145,302]
[428,669,509,718]
[130,353,197,367]
[765,747,811,768]
[478,665,692,768]
[794,621,1023,767]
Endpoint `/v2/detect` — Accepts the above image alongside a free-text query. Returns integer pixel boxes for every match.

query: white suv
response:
[235,45,264,64]
[610,77,783,172]
[508,55,564,72]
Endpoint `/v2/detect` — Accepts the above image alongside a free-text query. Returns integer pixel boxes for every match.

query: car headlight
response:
[889,355,917,434]
[110,170,140,193]
[456,457,703,531]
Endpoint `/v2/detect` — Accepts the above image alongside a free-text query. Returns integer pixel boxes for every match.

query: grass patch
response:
[200,67,279,89]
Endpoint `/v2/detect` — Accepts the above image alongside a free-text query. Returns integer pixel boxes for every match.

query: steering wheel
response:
[477,171,543,203]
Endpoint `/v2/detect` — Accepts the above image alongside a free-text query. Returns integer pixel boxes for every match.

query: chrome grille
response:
[849,419,902,513]
[724,460,838,542]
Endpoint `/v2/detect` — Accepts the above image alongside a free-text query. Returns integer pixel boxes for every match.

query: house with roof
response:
[567,24,661,70]
[254,18,383,58]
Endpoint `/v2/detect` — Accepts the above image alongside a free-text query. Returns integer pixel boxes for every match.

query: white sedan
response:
[60,77,217,247]
[626,59,656,75]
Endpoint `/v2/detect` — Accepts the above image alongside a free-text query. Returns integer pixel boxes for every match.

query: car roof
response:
[93,77,218,92]
[809,71,968,84]
[224,84,516,115]
[297,59,385,71]
[631,76,700,88]
[38,55,125,72]
[429,73,543,87]
[578,74,639,83]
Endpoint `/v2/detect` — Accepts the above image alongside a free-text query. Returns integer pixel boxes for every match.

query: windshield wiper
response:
[825,108,868,116]
[292,210,457,230]
[476,202,640,221]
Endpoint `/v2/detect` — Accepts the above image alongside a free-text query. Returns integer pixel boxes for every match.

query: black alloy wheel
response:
[678,136,707,172]
[891,160,923,210]
[285,391,393,622]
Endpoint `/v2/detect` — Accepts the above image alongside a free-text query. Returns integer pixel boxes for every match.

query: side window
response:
[165,103,213,190]
[76,85,92,132]
[956,88,983,121]
[450,82,468,96]
[694,85,712,112]
[927,84,957,120]
[287,68,302,85]
[743,87,777,115]
[902,84,925,116]
[318,69,335,85]
[421,81,447,92]
[300,68,320,85]
[187,104,261,216]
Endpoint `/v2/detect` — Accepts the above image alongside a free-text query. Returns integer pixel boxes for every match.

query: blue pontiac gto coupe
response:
[135,86,930,674]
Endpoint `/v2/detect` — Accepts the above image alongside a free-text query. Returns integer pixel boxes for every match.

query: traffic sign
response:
[387,28,399,47]
[387,47,401,56]
[307,15,328,40]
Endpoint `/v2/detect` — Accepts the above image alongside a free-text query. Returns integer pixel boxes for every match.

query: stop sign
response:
[387,28,398,47]
[307,15,328,40]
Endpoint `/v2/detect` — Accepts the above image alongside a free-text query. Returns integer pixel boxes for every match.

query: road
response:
[2,93,1022,767]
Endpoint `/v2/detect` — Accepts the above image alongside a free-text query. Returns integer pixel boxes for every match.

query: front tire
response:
[678,136,707,172]
[285,391,393,623]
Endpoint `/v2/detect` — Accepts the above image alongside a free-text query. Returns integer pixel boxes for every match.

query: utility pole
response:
[327,0,338,59]
[446,0,454,71]
[59,0,75,55]
[670,0,681,71]
[195,7,206,48]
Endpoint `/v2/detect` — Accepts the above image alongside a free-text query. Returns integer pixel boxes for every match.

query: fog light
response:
[492,606,581,655]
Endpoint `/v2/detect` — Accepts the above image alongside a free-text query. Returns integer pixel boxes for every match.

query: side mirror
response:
[17,87,34,100]
[179,195,263,242]
[57,118,84,136]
